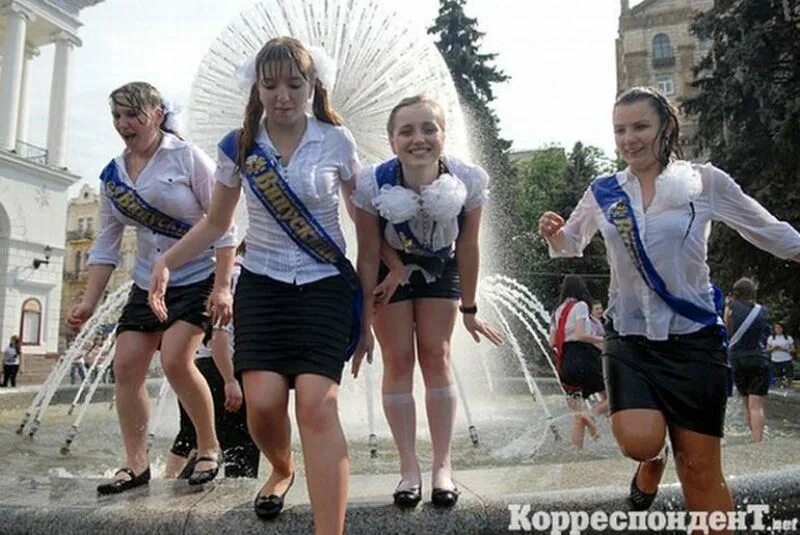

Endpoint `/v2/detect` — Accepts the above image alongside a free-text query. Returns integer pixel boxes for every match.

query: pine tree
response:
[428,0,518,270]
[684,0,800,331]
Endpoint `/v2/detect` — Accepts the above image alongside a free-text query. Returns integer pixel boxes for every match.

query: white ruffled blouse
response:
[352,155,489,281]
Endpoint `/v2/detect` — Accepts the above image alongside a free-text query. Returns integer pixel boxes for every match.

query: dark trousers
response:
[171,357,259,478]
[2,364,19,387]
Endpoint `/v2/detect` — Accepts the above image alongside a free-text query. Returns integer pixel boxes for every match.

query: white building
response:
[0,0,102,356]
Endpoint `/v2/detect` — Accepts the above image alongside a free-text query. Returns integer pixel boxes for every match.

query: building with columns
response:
[616,0,713,159]
[0,0,103,357]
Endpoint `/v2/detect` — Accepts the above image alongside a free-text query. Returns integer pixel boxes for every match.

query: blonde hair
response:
[108,81,177,136]
[386,95,446,137]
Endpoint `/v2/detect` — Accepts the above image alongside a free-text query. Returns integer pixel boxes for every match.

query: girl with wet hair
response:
[148,37,365,534]
[539,86,800,528]
[352,94,502,509]
[68,81,236,495]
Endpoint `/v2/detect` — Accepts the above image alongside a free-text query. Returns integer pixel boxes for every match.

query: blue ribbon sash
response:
[590,174,719,327]
[100,160,193,240]
[219,130,362,358]
[374,158,455,277]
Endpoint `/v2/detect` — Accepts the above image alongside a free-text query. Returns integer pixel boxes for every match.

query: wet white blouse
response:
[352,155,489,280]
[88,133,236,290]
[215,117,359,285]
[549,300,591,343]
[550,163,800,340]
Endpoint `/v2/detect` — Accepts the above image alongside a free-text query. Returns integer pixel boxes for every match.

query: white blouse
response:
[88,133,236,290]
[352,154,489,281]
[550,163,800,340]
[215,117,359,285]
[767,335,794,363]
[549,300,591,343]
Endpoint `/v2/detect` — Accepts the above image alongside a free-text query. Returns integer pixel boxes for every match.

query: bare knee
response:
[113,356,148,388]
[296,395,339,435]
[418,343,451,383]
[674,453,723,491]
[247,395,288,428]
[613,427,666,461]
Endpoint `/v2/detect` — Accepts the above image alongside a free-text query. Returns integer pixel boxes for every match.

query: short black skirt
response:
[116,276,213,335]
[233,268,355,386]
[732,356,771,396]
[560,342,605,399]
[379,256,461,304]
[602,323,729,437]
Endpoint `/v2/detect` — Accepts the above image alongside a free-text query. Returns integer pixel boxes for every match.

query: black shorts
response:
[772,360,794,381]
[233,268,355,386]
[560,342,605,399]
[379,257,461,303]
[116,276,213,335]
[732,356,771,396]
[603,323,729,437]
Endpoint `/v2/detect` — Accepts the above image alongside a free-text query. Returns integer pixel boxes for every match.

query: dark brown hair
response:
[108,81,178,137]
[732,277,757,301]
[236,37,342,171]
[614,86,683,168]
[386,95,446,138]
[558,275,593,306]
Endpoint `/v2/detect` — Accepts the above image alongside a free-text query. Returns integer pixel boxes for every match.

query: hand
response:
[538,211,565,239]
[462,314,504,346]
[207,286,233,326]
[66,302,95,332]
[351,327,374,379]
[373,270,403,308]
[148,259,171,322]
[223,379,243,412]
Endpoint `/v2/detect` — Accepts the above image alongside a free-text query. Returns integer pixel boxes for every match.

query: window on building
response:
[20,299,42,345]
[656,75,675,96]
[86,218,93,233]
[652,34,675,67]
[83,251,90,271]
[74,251,82,272]
[78,218,84,233]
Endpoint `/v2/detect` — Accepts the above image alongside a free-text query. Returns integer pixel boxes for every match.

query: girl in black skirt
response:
[548,275,607,450]
[351,95,502,509]
[149,38,366,534]
[539,87,800,526]
[67,82,236,494]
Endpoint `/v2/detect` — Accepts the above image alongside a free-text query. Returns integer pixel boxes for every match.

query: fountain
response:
[1,0,799,533]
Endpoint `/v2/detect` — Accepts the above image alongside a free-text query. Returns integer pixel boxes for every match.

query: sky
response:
[22,0,635,197]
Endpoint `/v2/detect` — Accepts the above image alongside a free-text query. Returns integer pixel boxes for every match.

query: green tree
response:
[428,0,519,271]
[684,0,800,331]
[512,142,616,308]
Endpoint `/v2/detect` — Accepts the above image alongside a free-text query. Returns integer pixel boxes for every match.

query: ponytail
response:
[236,85,265,172]
[312,79,342,126]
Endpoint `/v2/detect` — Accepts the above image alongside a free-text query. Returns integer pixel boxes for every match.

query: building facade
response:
[58,184,136,348]
[0,0,103,356]
[616,0,713,159]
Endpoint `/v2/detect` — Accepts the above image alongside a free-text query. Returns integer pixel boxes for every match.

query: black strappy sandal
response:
[254,473,295,520]
[188,455,220,486]
[431,486,460,508]
[393,481,422,508]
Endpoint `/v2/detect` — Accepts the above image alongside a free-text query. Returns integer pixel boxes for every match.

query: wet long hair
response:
[386,94,446,137]
[108,81,179,137]
[558,275,593,307]
[236,37,342,171]
[614,86,683,168]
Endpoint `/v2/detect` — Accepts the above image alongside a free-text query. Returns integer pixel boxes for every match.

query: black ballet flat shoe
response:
[187,455,220,486]
[254,473,295,520]
[431,487,460,508]
[97,466,151,495]
[393,482,422,508]
[629,463,658,511]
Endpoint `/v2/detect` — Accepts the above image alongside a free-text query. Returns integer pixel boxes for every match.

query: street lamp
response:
[33,245,53,269]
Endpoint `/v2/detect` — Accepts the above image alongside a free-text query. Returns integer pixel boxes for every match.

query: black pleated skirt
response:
[233,268,355,386]
[116,276,213,335]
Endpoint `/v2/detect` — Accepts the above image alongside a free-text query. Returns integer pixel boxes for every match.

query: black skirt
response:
[116,277,213,335]
[559,342,605,399]
[233,268,355,386]
[379,256,461,303]
[602,323,729,437]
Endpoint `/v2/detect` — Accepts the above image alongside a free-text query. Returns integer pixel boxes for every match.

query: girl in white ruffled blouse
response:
[540,87,800,527]
[352,95,502,509]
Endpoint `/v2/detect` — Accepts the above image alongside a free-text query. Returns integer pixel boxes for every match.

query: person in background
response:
[725,278,771,442]
[1,335,22,388]
[766,321,795,388]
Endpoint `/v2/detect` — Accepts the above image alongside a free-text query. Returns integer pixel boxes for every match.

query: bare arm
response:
[351,206,381,377]
[573,318,604,346]
[341,175,357,223]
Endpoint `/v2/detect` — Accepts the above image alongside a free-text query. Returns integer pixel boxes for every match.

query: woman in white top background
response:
[67,82,236,494]
[539,86,800,527]
[548,275,607,450]
[148,37,365,534]
[766,322,795,388]
[352,95,502,509]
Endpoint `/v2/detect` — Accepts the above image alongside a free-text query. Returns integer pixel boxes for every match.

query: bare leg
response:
[110,331,161,480]
[295,374,348,535]
[160,321,218,472]
[747,395,765,442]
[610,409,668,493]
[672,425,733,534]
